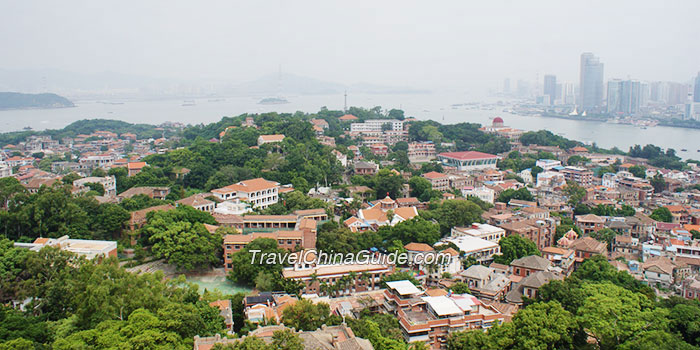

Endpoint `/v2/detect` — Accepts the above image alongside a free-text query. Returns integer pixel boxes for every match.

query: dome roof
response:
[492,117,504,125]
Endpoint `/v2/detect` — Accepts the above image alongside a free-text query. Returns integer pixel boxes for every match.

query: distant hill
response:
[226,72,430,96]
[0,92,75,110]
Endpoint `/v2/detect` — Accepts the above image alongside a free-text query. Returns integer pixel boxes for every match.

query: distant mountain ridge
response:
[0,92,74,110]
[226,72,430,96]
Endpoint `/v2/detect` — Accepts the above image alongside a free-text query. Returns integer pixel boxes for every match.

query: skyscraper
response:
[607,80,622,114]
[694,72,700,103]
[579,53,604,110]
[607,79,641,115]
[503,78,511,94]
[543,75,557,105]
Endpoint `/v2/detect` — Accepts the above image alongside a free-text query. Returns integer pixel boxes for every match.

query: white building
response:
[441,235,500,263]
[350,119,404,133]
[519,169,533,184]
[79,154,115,168]
[451,223,505,244]
[462,186,495,204]
[535,159,562,171]
[257,134,285,145]
[601,173,617,188]
[73,176,117,196]
[536,171,566,188]
[14,235,117,260]
[332,149,348,167]
[437,151,499,172]
[214,199,253,215]
[0,162,11,178]
[211,178,280,209]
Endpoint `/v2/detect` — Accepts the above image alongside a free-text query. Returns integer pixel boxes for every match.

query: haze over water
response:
[1,92,699,160]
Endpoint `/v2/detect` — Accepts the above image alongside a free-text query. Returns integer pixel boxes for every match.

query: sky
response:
[1,0,699,92]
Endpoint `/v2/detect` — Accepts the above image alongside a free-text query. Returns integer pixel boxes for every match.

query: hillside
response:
[0,92,74,110]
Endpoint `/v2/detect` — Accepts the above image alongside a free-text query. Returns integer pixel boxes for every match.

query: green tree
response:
[84,182,105,196]
[377,217,441,246]
[424,199,483,235]
[408,176,433,201]
[496,187,534,203]
[227,238,286,286]
[281,299,332,331]
[650,173,666,193]
[563,181,587,207]
[373,169,404,200]
[450,282,471,294]
[148,221,222,271]
[628,165,647,178]
[493,235,540,265]
[588,228,616,251]
[577,282,665,349]
[650,207,673,223]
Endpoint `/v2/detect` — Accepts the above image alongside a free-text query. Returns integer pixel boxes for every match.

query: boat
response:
[23,126,32,131]
[681,149,688,152]
[182,100,196,106]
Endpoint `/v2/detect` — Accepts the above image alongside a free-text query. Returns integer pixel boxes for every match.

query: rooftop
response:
[385,280,422,296]
[438,151,499,161]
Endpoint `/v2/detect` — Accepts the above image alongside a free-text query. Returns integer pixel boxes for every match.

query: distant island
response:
[0,92,75,110]
[258,97,289,105]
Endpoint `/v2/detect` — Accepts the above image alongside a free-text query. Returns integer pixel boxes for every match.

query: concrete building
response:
[73,176,117,196]
[441,235,500,263]
[580,52,604,110]
[543,74,557,105]
[14,235,117,260]
[407,141,436,162]
[257,134,285,145]
[421,171,449,192]
[462,186,495,204]
[560,166,594,186]
[437,151,499,172]
[211,178,279,209]
[450,223,505,243]
[350,119,404,133]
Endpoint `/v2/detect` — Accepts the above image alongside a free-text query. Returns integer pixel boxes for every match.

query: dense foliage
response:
[492,235,540,265]
[448,256,695,350]
[0,178,130,241]
[0,241,225,349]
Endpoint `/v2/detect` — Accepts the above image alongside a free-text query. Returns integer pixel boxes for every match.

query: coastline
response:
[0,105,76,111]
[535,111,700,130]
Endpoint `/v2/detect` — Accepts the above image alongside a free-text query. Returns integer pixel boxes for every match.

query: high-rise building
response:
[607,79,641,115]
[562,83,577,105]
[607,80,622,114]
[694,72,700,103]
[579,53,604,110]
[503,78,511,94]
[667,82,688,106]
[543,75,557,105]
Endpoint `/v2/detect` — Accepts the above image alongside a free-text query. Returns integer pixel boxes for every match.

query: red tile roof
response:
[438,151,498,160]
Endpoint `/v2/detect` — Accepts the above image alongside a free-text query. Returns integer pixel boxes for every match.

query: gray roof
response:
[461,265,494,280]
[482,274,509,293]
[607,220,631,229]
[510,255,552,271]
[520,271,561,289]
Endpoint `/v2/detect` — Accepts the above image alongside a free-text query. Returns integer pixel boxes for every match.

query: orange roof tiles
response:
[404,242,434,252]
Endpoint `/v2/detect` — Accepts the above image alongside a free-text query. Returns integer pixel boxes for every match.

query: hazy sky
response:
[1,0,699,91]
